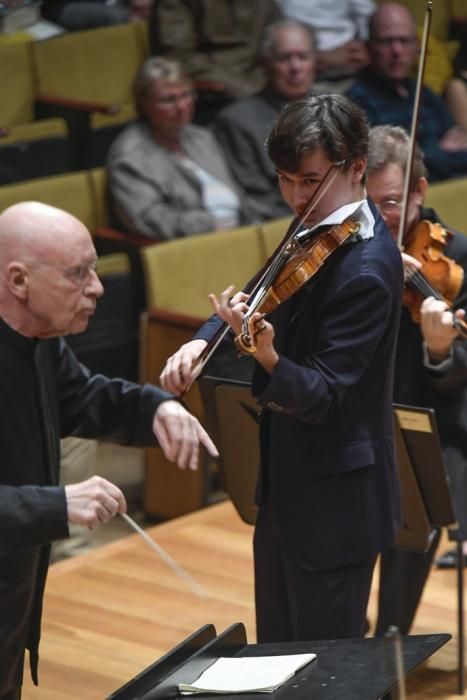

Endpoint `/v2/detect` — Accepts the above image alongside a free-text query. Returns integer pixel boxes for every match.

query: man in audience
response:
[215,18,316,220]
[366,125,467,635]
[150,0,281,123]
[276,0,374,90]
[0,201,217,699]
[347,2,467,181]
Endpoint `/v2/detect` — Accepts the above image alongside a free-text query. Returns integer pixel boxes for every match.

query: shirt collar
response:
[309,198,376,240]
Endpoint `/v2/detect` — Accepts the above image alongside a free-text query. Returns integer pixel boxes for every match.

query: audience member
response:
[276,0,374,90]
[0,201,218,698]
[150,0,281,122]
[346,2,467,182]
[365,125,467,634]
[107,57,258,242]
[214,19,316,220]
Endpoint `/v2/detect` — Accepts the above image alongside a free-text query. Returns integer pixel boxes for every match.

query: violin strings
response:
[406,269,444,301]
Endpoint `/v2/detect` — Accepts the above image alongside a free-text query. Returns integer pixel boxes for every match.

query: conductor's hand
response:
[65,476,127,528]
[153,399,218,471]
[160,339,207,395]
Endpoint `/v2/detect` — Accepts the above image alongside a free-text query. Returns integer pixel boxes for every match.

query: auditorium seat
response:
[425,177,467,232]
[0,118,71,184]
[1,43,72,182]
[31,23,149,168]
[139,223,265,519]
[0,170,96,228]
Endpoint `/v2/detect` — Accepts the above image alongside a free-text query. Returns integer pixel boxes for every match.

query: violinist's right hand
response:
[160,339,207,395]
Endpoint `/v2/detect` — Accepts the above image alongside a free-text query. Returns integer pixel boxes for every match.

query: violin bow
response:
[191,160,345,378]
[397,0,433,249]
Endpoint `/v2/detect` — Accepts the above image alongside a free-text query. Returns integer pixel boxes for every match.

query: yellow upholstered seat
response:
[0,42,35,127]
[258,216,293,258]
[32,23,148,107]
[0,170,97,231]
[31,23,147,167]
[425,177,467,233]
[141,223,263,317]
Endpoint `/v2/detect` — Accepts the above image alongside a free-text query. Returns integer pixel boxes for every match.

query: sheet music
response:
[178,653,316,694]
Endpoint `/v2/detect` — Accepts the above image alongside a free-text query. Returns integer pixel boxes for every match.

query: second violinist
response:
[366,124,467,636]
[161,94,403,644]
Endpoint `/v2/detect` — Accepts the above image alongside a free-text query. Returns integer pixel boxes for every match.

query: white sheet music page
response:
[178,653,316,694]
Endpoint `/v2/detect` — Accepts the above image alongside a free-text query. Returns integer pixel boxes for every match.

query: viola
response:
[403,219,467,337]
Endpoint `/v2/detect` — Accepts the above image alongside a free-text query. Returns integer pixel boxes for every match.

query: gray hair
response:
[133,57,191,117]
[367,125,427,188]
[260,18,316,59]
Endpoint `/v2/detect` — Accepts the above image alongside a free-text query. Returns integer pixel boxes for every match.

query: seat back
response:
[32,23,148,105]
[258,216,293,259]
[0,42,36,126]
[88,167,108,229]
[141,223,263,317]
[0,170,98,231]
[425,177,467,233]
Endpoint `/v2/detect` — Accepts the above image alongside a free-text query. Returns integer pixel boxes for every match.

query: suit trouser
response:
[253,500,377,643]
[375,529,441,636]
[1,690,22,699]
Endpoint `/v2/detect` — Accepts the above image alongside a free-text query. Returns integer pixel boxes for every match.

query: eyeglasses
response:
[63,260,98,287]
[156,90,196,107]
[33,259,99,287]
[375,199,403,216]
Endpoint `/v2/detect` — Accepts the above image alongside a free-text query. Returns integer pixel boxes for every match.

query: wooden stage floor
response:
[22,501,464,699]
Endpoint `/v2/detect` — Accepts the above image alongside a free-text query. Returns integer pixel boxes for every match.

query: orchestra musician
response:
[160,94,404,643]
[366,124,467,635]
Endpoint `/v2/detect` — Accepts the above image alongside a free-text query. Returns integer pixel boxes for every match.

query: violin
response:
[402,219,467,337]
[191,160,356,376]
[235,218,361,354]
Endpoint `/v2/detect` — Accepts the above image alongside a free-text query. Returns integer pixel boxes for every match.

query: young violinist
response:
[160,94,404,643]
[366,124,467,636]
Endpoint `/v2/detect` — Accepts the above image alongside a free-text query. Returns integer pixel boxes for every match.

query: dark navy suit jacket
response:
[196,202,404,571]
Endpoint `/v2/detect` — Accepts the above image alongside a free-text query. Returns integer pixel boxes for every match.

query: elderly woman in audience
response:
[107,57,258,241]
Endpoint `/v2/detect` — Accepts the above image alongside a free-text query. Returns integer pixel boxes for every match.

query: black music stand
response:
[107,622,451,699]
[392,404,455,552]
[198,376,258,525]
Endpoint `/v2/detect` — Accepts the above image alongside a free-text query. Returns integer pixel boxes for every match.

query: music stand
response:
[393,404,456,552]
[199,377,258,525]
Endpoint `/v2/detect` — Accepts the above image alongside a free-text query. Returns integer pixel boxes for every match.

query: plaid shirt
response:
[347,69,467,181]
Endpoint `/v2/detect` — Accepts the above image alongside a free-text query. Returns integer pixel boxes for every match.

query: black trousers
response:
[1,690,22,700]
[254,501,377,643]
[375,529,441,636]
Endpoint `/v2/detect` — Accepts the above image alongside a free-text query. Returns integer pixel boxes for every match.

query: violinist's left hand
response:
[420,296,466,362]
[401,252,422,281]
[209,285,279,374]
